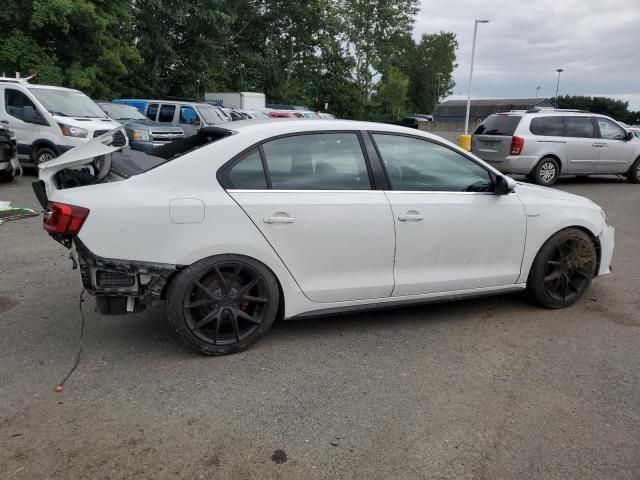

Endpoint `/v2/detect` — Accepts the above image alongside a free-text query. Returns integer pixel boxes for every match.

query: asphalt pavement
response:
[1,173,638,479]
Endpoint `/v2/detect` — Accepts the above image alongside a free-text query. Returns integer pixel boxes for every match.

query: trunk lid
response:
[472,114,523,162]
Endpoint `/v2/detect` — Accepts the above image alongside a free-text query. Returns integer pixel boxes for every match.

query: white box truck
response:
[205,92,265,110]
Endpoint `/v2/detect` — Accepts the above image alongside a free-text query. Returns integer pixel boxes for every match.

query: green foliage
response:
[557,95,640,125]
[0,0,458,119]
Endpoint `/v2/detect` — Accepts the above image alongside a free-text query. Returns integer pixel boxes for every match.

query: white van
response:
[0,78,120,166]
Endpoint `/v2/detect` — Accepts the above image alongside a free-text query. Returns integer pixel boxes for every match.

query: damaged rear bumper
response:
[74,238,180,314]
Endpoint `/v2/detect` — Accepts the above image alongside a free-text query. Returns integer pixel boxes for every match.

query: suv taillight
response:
[43,202,90,236]
[510,136,525,156]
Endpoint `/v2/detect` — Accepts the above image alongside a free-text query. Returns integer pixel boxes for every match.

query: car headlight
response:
[132,129,150,141]
[600,208,607,223]
[58,123,88,138]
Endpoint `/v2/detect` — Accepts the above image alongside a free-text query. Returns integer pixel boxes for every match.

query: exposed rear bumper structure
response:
[74,238,179,315]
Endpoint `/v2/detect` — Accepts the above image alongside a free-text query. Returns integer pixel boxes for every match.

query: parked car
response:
[221,108,250,121]
[0,78,120,166]
[205,92,265,110]
[113,99,231,136]
[267,110,304,118]
[318,113,337,119]
[0,125,18,182]
[36,120,614,355]
[388,116,430,129]
[628,126,640,140]
[239,110,271,119]
[472,109,640,185]
[98,103,184,151]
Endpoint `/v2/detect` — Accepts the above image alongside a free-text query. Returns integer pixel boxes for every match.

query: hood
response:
[51,114,120,131]
[515,182,598,207]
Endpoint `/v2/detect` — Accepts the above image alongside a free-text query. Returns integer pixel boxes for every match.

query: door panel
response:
[595,117,634,173]
[230,191,395,302]
[565,117,599,174]
[1,87,41,159]
[386,192,526,295]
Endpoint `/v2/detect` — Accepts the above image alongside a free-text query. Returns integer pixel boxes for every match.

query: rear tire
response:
[167,255,280,355]
[533,157,560,186]
[33,146,57,165]
[527,228,597,309]
[626,157,640,184]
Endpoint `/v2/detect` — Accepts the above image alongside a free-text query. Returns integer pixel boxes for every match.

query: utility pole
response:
[434,72,442,114]
[555,69,564,108]
[464,19,489,135]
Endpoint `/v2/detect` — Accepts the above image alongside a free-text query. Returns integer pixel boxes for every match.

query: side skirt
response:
[287,284,527,320]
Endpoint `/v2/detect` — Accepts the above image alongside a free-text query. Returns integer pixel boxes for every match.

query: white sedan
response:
[36,120,615,355]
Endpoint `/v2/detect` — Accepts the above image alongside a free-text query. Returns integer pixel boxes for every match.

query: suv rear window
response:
[474,115,521,136]
[530,116,565,136]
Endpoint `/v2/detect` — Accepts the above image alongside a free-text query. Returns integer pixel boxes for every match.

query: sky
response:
[414,0,640,109]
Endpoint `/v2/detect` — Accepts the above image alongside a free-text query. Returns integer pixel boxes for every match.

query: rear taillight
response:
[510,136,525,156]
[43,202,90,236]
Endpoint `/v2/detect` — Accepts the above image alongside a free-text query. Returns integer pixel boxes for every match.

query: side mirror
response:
[626,131,635,141]
[495,175,516,195]
[22,106,37,124]
[22,106,47,125]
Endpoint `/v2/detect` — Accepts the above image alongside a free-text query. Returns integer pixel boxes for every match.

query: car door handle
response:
[592,143,605,147]
[263,215,295,224]
[398,213,424,222]
[0,120,8,125]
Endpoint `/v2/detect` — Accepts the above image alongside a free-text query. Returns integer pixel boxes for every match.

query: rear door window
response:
[565,117,596,138]
[146,103,158,121]
[529,116,565,136]
[474,115,522,136]
[227,148,268,189]
[158,104,176,123]
[261,133,371,190]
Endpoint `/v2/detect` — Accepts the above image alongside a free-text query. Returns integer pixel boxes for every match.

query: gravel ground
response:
[1,173,638,479]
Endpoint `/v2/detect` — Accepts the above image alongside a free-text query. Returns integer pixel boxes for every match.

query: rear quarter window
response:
[529,116,565,136]
[474,115,522,136]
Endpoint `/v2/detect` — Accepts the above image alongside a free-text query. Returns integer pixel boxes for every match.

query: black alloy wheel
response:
[167,255,279,355]
[528,228,597,308]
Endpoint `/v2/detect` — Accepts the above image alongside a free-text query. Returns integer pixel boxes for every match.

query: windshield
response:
[249,111,270,119]
[196,105,231,124]
[103,104,146,121]
[474,115,522,136]
[29,88,107,118]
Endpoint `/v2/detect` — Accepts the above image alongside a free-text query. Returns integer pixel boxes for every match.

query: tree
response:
[372,65,409,120]
[557,95,640,125]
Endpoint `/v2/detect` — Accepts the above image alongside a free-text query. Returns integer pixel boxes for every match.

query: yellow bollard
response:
[457,134,472,151]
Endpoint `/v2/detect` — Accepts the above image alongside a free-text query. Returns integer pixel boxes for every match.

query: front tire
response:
[167,255,280,355]
[533,157,560,186]
[527,228,597,308]
[0,168,14,183]
[627,157,640,184]
[33,146,57,165]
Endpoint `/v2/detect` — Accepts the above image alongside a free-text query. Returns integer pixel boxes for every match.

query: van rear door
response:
[472,114,522,163]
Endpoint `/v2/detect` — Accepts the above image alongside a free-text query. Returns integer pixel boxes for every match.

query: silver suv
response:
[472,109,640,185]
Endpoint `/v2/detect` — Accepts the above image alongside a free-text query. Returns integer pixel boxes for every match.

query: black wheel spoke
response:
[194,280,216,299]
[213,266,229,291]
[233,307,261,324]
[229,264,242,286]
[547,260,563,266]
[229,310,240,341]
[239,295,268,303]
[193,310,220,331]
[235,276,260,299]
[544,270,563,282]
[185,298,217,309]
[562,275,570,300]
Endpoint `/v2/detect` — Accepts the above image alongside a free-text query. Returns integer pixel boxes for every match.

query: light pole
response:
[464,19,489,135]
[434,72,442,114]
[554,68,564,108]
[535,86,541,99]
